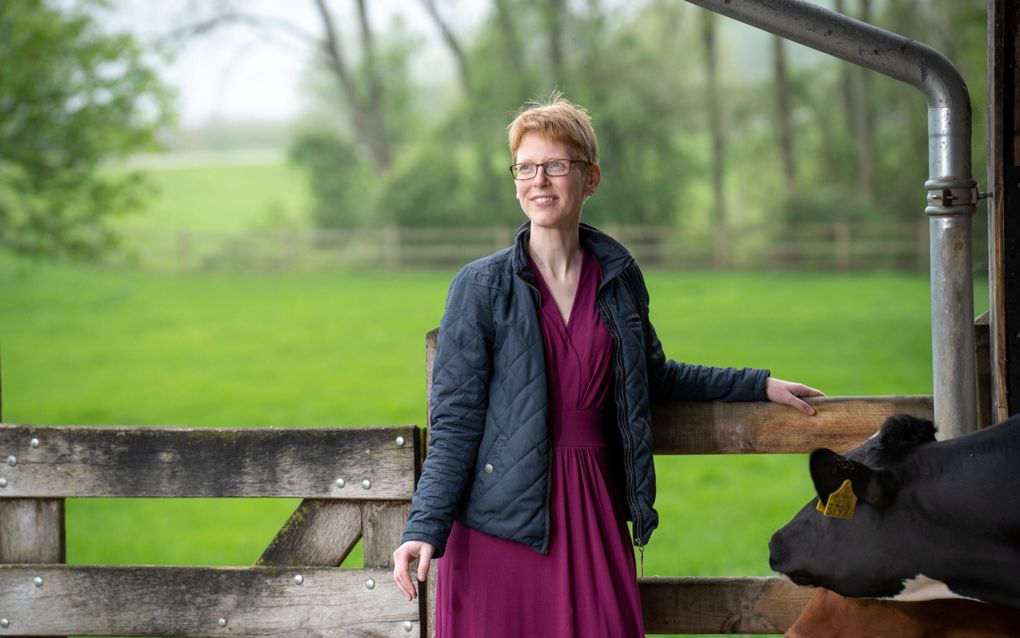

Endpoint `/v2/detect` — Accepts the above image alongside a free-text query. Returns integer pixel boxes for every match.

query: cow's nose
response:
[768,533,785,570]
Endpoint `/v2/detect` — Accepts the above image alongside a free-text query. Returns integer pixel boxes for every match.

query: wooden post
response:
[834,220,851,271]
[988,0,1020,419]
[0,365,67,638]
[976,311,994,427]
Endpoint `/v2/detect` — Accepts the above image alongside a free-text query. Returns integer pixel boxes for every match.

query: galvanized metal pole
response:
[683,0,978,438]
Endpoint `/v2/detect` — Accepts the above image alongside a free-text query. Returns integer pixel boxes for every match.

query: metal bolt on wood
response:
[395,436,405,446]
[403,621,413,632]
[0,478,6,488]
[6,456,15,467]
[362,479,371,489]
[32,577,42,587]
[29,438,39,448]
[0,619,8,628]
[336,478,346,488]
[365,578,375,590]
[293,574,303,585]
[218,618,227,628]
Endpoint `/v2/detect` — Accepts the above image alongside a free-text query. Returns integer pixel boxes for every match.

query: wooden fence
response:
[0,324,954,635]
[0,423,424,636]
[115,218,993,274]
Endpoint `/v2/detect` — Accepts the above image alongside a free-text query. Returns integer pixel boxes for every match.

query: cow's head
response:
[769,414,936,598]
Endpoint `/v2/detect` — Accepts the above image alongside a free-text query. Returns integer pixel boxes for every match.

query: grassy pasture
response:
[1,253,961,579]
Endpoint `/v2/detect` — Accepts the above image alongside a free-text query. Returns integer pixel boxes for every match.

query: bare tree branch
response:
[419,0,471,92]
[312,0,390,170]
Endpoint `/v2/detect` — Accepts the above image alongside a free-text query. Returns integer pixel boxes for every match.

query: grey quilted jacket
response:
[401,223,769,557]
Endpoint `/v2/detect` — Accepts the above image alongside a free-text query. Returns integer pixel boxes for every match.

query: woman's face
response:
[513,133,600,232]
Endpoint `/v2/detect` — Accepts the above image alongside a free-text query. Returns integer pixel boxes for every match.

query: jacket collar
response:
[512,222,634,286]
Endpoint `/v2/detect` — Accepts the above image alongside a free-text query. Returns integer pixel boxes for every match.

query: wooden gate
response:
[0,424,423,636]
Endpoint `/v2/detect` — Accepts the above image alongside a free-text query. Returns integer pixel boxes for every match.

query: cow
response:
[768,413,1020,608]
[786,587,1020,637]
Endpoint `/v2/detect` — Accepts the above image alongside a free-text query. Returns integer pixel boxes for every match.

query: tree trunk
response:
[834,0,858,139]
[772,34,797,195]
[701,10,728,268]
[311,0,391,171]
[493,0,529,97]
[546,0,567,87]
[420,0,470,93]
[854,0,875,199]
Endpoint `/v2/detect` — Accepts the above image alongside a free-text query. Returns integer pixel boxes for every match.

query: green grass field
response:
[0,157,991,635]
[2,252,963,574]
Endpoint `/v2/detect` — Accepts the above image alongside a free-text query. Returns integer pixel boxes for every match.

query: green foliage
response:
[284,0,986,240]
[289,132,372,227]
[0,0,174,257]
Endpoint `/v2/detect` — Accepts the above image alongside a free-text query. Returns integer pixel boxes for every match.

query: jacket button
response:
[484,463,494,473]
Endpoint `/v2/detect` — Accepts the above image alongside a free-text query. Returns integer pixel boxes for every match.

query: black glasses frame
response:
[509,159,590,180]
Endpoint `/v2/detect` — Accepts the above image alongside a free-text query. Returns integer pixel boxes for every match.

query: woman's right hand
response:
[392,540,435,601]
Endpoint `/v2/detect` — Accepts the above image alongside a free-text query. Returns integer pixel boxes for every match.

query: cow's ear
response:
[874,414,936,460]
[810,448,895,509]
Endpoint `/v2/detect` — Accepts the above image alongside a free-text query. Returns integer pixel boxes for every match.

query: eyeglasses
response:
[509,158,589,180]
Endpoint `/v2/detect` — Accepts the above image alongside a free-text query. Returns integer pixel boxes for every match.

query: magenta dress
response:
[435,248,646,637]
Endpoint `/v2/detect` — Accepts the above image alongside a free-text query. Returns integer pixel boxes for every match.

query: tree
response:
[700,9,729,267]
[0,0,173,258]
[772,35,797,195]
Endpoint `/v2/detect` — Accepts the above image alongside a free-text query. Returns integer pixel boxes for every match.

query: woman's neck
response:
[527,223,583,281]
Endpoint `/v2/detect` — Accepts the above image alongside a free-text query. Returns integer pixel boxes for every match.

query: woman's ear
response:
[587,164,601,196]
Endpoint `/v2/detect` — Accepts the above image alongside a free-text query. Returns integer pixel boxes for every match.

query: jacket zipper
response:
[521,274,555,555]
[597,291,645,556]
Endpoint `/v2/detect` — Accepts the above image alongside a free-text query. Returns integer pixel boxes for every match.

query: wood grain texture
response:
[0,564,418,636]
[362,501,411,569]
[0,425,417,498]
[651,395,933,454]
[425,328,438,454]
[0,500,64,563]
[639,576,813,634]
[256,499,363,567]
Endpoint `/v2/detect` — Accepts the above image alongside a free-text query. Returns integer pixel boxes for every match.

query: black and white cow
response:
[769,413,1020,608]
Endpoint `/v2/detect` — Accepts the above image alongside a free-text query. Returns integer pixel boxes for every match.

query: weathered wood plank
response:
[0,425,417,498]
[0,500,64,563]
[639,576,813,634]
[0,565,418,636]
[425,329,438,454]
[363,501,411,569]
[651,395,933,454]
[256,499,362,567]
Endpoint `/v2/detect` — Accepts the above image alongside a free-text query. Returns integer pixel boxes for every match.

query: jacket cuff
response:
[753,369,772,401]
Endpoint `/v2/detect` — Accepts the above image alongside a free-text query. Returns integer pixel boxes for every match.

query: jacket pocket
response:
[477,432,509,479]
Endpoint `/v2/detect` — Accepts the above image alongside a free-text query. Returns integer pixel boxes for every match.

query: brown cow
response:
[786,588,1020,638]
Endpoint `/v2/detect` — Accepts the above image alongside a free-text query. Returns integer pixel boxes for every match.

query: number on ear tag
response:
[815,479,857,519]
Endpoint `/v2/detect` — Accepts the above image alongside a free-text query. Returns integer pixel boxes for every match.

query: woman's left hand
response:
[766,377,826,416]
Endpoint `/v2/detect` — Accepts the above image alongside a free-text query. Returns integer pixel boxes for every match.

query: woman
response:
[393,95,822,637]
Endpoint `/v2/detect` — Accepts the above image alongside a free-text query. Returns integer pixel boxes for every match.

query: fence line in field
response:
[113,218,989,274]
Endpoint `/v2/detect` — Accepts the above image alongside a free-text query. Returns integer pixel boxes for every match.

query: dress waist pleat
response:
[549,408,607,448]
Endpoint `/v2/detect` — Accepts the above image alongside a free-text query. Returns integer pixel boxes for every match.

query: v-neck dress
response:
[434,248,645,637]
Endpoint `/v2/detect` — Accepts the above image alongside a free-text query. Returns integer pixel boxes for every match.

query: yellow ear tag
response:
[815,479,857,519]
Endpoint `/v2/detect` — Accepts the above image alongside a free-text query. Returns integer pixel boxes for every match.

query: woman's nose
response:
[533,165,551,185]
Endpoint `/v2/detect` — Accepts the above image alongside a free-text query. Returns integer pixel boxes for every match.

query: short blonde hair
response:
[507,92,599,165]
